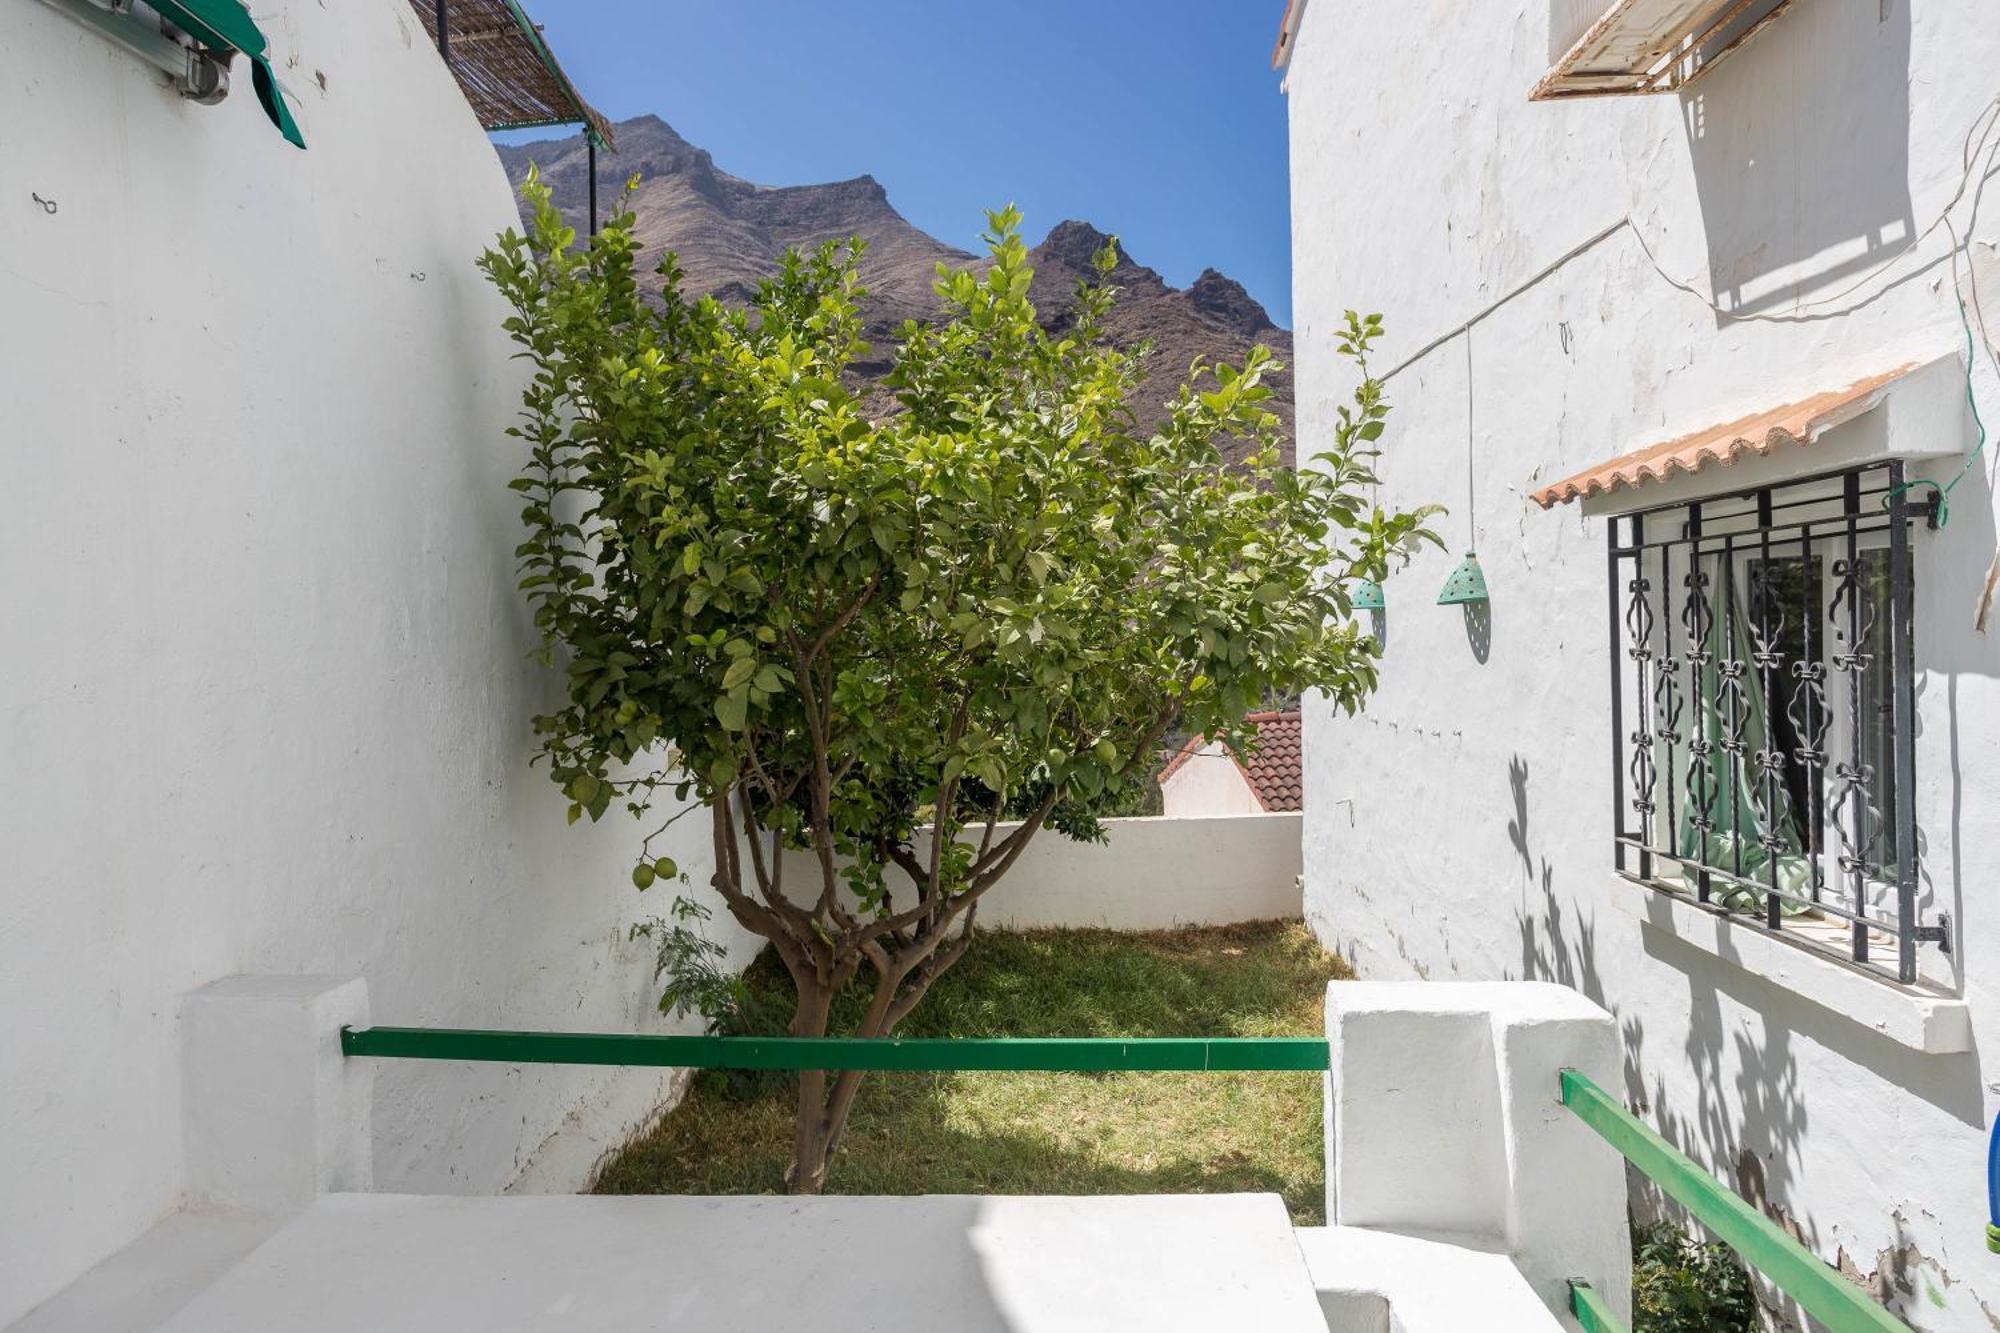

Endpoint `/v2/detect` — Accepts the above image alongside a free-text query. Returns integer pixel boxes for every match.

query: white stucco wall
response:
[779,814,1304,931]
[1285,0,2000,1325]
[1160,743,1268,817]
[0,3,748,1324]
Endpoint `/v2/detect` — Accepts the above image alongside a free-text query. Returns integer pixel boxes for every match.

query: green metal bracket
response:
[1561,1069,1912,1333]
[1568,1280,1629,1333]
[340,1027,1332,1072]
[1436,552,1489,605]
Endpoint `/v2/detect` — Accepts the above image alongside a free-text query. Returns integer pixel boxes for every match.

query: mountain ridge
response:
[494,115,1293,463]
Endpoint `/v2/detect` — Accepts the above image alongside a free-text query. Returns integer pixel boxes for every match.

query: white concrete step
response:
[19,1193,1330,1333]
[13,1195,1581,1332]
[1295,1225,1572,1331]
[5,1211,281,1333]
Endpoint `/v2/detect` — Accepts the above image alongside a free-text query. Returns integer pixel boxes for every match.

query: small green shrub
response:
[631,899,790,1100]
[1632,1221,1758,1333]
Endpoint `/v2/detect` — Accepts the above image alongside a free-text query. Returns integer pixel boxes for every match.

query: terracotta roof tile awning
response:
[1529,365,1914,510]
[410,0,613,146]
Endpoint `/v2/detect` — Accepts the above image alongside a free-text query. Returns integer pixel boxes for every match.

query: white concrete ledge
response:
[4,1212,282,1333]
[144,1194,1329,1332]
[181,976,373,1212]
[1295,1226,1569,1332]
[1608,880,1971,1053]
[1324,980,1631,1325]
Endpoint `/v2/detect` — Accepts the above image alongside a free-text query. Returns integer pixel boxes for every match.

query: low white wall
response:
[0,2,752,1323]
[778,814,1304,931]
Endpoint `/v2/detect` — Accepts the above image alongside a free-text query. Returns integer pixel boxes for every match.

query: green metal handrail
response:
[1567,1280,1623,1333]
[339,1026,1331,1072]
[1561,1068,1909,1333]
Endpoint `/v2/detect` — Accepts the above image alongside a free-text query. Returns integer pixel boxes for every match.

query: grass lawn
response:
[593,920,1349,1225]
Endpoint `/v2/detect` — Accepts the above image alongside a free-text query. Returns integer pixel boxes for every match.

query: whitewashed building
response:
[1280,0,2000,1326]
[0,3,743,1325]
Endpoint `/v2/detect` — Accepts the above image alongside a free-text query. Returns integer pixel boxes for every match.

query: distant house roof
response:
[410,0,613,147]
[1157,710,1304,813]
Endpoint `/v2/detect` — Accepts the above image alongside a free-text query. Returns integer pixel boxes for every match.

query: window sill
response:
[1607,877,1970,1054]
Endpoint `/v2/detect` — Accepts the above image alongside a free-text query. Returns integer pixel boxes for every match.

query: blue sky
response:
[493,1,1295,326]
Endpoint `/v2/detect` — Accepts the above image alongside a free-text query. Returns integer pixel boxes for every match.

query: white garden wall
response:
[0,3,749,1324]
[777,814,1304,931]
[1285,1,2000,1325]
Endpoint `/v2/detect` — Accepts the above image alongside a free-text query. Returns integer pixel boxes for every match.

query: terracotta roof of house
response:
[1156,710,1304,812]
[1528,365,1913,510]
[1238,710,1303,811]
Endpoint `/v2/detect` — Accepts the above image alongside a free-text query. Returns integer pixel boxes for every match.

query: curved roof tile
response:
[1529,365,1912,510]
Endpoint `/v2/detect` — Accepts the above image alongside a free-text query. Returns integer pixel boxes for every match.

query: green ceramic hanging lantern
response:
[1351,578,1386,611]
[1436,552,1489,606]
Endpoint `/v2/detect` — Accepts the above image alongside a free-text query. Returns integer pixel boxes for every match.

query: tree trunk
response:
[782,981,892,1194]
[718,792,1075,1194]
[788,1066,870,1195]
[784,979,835,1194]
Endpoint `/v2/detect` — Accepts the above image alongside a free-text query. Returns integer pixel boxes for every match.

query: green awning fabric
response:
[150,0,305,148]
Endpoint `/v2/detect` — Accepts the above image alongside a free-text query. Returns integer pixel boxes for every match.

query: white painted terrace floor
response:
[7,1193,1566,1333]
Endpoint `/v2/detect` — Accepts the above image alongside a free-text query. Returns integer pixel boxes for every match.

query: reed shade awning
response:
[409,0,613,147]
[1529,365,1915,510]
[151,0,303,146]
[1531,0,1795,100]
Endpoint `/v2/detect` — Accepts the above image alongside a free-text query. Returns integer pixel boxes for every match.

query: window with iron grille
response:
[1605,460,1945,984]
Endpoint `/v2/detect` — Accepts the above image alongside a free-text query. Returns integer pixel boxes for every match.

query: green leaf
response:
[715,691,748,732]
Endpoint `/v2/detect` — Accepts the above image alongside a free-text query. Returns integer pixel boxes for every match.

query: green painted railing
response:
[1567,1280,1623,1333]
[338,1029,1908,1330]
[338,1026,1332,1072]
[1561,1068,1909,1333]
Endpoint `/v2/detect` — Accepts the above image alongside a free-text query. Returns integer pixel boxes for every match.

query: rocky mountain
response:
[494,115,1293,463]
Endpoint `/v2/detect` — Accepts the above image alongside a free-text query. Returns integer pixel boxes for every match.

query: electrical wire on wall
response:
[1379,91,2000,629]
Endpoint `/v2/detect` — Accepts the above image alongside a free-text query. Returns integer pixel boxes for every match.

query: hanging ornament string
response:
[1465,328,1477,553]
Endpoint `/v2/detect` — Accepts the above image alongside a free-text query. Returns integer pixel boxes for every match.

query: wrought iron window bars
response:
[1606,460,1943,984]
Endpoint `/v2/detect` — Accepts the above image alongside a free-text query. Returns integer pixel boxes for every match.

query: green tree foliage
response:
[480,175,1440,1190]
